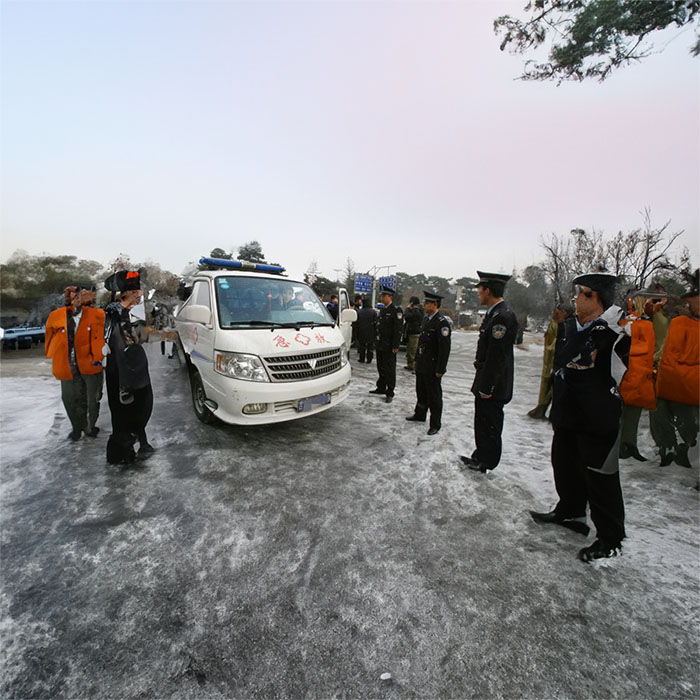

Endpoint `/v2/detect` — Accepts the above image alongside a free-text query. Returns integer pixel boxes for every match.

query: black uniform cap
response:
[572,271,618,309]
[105,270,141,292]
[572,272,618,292]
[379,285,395,296]
[423,290,443,304]
[476,271,511,296]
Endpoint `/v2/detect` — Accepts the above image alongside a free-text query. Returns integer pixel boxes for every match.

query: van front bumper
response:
[201,364,352,425]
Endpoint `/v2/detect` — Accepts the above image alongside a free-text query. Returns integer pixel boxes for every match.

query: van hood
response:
[213,325,344,355]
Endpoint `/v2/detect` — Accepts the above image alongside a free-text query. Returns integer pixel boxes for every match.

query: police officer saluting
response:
[406,290,451,435]
[461,271,517,473]
[530,272,630,562]
[369,286,403,403]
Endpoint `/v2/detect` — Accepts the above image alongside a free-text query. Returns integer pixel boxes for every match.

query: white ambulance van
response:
[175,258,357,425]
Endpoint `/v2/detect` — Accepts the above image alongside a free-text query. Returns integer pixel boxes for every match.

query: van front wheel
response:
[190,369,217,424]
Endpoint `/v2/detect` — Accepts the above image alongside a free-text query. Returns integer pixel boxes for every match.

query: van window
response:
[339,290,350,313]
[192,281,211,309]
[214,276,334,329]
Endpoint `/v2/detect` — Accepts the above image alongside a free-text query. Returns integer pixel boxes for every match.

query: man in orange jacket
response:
[45,285,105,440]
[618,289,666,461]
[652,270,699,468]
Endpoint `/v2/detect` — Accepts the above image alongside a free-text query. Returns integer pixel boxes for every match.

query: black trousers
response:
[375,349,397,397]
[472,395,505,469]
[414,372,443,429]
[551,427,626,545]
[357,340,374,363]
[105,369,153,463]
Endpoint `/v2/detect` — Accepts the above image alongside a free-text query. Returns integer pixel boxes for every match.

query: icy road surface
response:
[1,333,698,699]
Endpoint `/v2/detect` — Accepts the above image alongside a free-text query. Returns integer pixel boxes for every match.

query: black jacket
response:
[356,306,378,343]
[376,303,403,351]
[550,315,630,435]
[404,306,424,336]
[471,300,517,402]
[416,312,451,375]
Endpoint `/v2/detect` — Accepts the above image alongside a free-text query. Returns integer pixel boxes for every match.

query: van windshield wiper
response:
[277,321,333,328]
[224,320,335,330]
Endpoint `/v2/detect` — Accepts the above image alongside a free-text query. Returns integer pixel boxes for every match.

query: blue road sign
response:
[354,274,373,293]
[378,275,396,291]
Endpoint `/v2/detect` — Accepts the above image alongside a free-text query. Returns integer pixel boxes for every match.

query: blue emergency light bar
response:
[199,257,286,274]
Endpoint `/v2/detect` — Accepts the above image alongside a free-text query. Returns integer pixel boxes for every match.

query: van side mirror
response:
[178,304,211,325]
[340,308,357,323]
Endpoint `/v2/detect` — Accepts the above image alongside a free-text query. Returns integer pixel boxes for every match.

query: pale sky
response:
[1,0,698,282]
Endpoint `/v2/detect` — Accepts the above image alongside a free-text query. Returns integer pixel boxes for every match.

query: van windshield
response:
[214,276,334,329]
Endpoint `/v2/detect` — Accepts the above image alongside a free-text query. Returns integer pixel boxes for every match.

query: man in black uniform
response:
[530,272,630,562]
[461,271,517,473]
[369,286,403,403]
[406,290,451,435]
[355,297,378,363]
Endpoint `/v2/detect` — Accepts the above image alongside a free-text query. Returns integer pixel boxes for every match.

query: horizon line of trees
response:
[1,215,696,326]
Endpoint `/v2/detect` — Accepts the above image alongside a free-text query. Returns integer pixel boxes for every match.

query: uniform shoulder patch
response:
[492,324,506,339]
[441,326,450,337]
[396,311,403,319]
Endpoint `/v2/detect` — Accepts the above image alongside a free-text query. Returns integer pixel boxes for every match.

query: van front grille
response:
[263,348,341,383]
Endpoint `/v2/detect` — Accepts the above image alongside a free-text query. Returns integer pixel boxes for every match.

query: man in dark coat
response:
[355,297,378,364]
[103,270,154,465]
[461,271,517,473]
[530,272,631,562]
[326,295,339,320]
[403,296,424,371]
[369,286,403,403]
[406,291,451,435]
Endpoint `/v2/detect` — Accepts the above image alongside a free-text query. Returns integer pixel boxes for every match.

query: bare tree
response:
[540,209,687,302]
[540,232,574,303]
[605,208,684,289]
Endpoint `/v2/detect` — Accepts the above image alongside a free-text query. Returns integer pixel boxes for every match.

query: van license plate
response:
[298,393,331,412]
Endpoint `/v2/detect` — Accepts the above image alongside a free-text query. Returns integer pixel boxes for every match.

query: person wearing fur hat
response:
[103,270,154,465]
[45,285,105,440]
[530,272,631,562]
[652,269,699,468]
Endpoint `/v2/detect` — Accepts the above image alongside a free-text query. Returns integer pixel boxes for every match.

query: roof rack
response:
[199,257,286,275]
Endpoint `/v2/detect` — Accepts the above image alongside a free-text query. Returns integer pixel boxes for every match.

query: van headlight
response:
[340,346,348,367]
[215,351,269,382]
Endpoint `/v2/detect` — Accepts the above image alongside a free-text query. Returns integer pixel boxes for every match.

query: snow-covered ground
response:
[1,334,698,699]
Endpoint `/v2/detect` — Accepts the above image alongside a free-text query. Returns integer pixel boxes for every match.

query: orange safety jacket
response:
[618,318,656,409]
[45,306,105,380]
[656,315,700,407]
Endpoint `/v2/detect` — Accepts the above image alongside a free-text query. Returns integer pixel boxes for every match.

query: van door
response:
[185,280,215,373]
[337,287,357,351]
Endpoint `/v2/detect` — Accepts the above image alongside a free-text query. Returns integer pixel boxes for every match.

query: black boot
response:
[527,405,547,419]
[674,443,692,468]
[530,509,590,536]
[577,539,622,562]
[659,447,674,467]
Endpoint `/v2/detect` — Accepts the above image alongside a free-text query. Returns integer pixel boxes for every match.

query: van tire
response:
[190,369,217,424]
